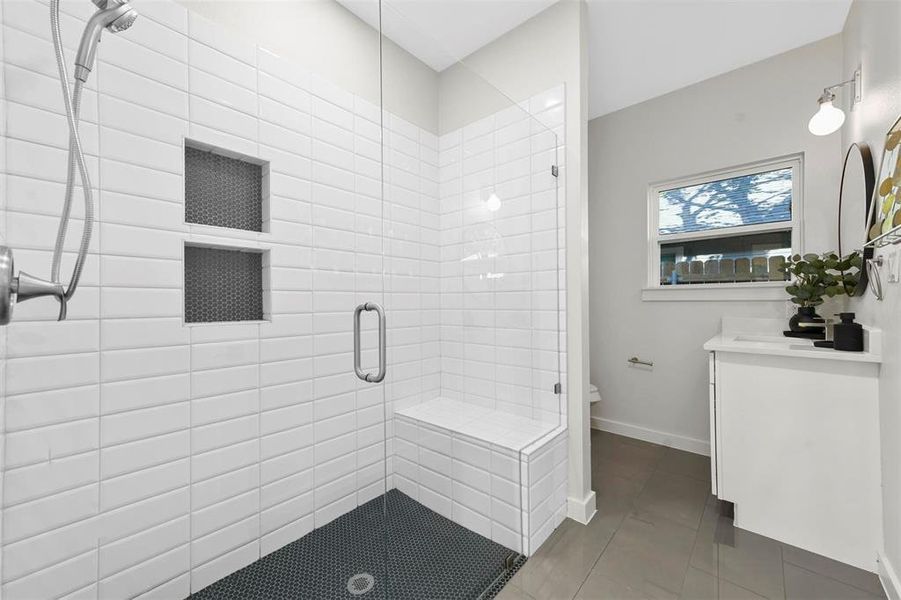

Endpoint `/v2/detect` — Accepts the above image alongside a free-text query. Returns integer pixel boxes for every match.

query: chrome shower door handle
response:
[371,302,386,383]
[353,302,386,383]
[353,303,366,381]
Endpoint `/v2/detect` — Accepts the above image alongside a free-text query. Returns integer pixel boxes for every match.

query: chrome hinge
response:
[551,165,559,178]
[553,382,561,394]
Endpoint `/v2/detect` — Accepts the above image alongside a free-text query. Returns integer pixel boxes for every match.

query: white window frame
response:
[643,154,803,302]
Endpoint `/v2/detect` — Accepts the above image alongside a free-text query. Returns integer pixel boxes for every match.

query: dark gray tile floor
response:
[189,489,522,599]
[497,430,887,600]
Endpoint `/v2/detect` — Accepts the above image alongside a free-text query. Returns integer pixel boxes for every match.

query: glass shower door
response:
[375,1,565,598]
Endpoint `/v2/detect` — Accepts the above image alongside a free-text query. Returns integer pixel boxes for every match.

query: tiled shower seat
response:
[393,398,568,556]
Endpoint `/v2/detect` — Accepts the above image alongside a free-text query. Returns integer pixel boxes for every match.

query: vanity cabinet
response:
[705,321,882,572]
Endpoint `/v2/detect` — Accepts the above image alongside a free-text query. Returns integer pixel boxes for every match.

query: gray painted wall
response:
[587,36,844,451]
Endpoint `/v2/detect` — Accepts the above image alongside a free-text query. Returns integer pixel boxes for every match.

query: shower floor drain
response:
[346,573,375,595]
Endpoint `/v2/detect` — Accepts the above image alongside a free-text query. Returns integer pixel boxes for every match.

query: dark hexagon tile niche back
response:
[184,246,263,323]
[185,145,263,232]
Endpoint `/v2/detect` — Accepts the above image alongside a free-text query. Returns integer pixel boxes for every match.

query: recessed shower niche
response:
[184,244,267,324]
[184,140,269,232]
[183,140,270,324]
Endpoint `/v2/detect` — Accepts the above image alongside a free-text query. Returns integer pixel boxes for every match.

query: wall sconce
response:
[808,68,862,136]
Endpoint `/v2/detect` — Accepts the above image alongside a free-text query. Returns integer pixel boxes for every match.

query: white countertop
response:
[704,317,882,364]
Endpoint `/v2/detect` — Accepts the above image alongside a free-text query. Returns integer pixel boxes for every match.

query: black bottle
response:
[833,312,864,352]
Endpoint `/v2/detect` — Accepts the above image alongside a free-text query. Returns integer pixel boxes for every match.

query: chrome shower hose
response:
[50,0,94,305]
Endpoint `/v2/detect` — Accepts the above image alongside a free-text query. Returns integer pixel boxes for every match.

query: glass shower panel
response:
[378,1,564,596]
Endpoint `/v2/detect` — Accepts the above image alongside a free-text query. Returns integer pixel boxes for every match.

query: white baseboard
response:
[879,552,901,600]
[590,416,710,456]
[567,490,597,525]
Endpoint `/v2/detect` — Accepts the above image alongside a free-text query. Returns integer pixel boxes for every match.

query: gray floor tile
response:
[513,515,617,600]
[577,568,678,599]
[679,566,768,599]
[593,431,666,474]
[502,432,884,600]
[594,430,667,453]
[594,455,658,486]
[781,543,884,597]
[591,444,662,483]
[690,504,785,599]
[495,583,539,600]
[590,514,698,596]
[783,563,883,600]
[658,448,712,483]
[633,470,710,530]
[594,470,646,513]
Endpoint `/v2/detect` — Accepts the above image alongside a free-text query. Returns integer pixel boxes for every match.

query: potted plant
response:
[781,252,861,335]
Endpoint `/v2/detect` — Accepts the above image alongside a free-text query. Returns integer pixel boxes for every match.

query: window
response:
[647,156,802,292]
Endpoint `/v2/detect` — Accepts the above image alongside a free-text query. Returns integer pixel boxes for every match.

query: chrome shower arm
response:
[14,272,67,321]
[0,247,67,325]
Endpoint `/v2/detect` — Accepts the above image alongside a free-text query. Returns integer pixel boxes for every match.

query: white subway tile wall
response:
[0,0,568,597]
[521,428,568,554]
[394,399,567,555]
[437,89,567,426]
[0,2,7,593]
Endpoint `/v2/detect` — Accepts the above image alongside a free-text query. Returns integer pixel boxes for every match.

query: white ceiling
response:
[588,0,852,118]
[338,0,559,72]
[338,0,852,119]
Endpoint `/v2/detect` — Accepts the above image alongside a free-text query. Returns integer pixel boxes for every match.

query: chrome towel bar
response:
[627,356,653,367]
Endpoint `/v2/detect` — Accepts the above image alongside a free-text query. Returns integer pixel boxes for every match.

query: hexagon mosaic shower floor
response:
[189,490,525,600]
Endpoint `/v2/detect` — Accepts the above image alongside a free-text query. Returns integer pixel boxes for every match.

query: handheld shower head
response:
[74,0,138,82]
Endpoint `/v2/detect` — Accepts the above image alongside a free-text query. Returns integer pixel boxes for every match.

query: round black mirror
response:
[838,142,875,296]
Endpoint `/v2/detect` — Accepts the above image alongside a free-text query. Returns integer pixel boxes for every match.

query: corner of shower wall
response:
[436,82,567,427]
[412,80,570,557]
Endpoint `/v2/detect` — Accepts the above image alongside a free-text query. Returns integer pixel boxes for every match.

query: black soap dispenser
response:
[833,312,864,352]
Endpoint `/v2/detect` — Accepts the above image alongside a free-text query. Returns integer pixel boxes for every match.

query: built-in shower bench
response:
[393,398,567,556]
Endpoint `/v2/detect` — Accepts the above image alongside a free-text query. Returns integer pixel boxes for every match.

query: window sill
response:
[641,282,788,302]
